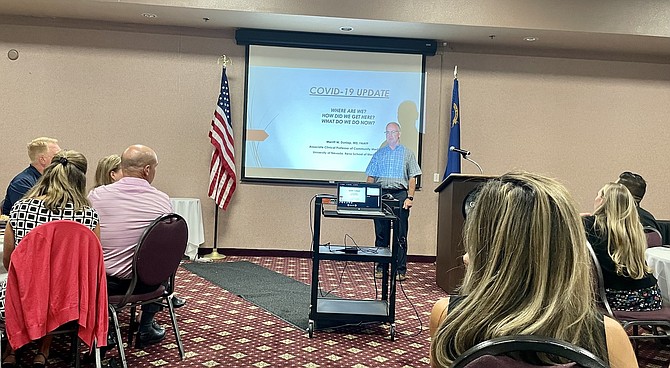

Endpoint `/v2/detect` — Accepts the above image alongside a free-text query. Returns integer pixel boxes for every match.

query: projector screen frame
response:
[236,29,435,188]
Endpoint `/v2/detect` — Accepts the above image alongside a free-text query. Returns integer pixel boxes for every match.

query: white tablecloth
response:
[646,247,670,303]
[170,198,205,260]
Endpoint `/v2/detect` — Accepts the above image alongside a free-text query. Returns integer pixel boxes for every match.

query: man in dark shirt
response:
[2,137,60,214]
[616,171,661,233]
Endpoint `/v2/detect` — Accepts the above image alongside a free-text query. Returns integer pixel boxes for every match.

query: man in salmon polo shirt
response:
[89,144,175,347]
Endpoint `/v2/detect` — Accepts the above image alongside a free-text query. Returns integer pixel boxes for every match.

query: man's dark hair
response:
[616,171,646,202]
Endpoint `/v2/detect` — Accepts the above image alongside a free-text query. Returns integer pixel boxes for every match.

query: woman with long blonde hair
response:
[429,172,637,368]
[584,182,662,311]
[2,150,100,368]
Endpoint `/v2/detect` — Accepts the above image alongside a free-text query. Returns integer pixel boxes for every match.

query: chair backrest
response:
[643,226,663,248]
[451,335,608,368]
[585,242,614,318]
[132,213,188,287]
[458,355,579,368]
[5,220,108,350]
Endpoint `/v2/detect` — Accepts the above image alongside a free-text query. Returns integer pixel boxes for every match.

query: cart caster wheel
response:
[308,320,314,338]
[389,324,396,341]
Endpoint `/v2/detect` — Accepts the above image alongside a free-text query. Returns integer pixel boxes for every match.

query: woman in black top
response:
[583,182,662,311]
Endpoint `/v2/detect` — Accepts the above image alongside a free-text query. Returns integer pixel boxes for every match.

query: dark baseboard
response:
[198,248,436,263]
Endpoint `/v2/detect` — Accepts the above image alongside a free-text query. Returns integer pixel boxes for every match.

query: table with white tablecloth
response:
[646,247,670,303]
[170,198,206,260]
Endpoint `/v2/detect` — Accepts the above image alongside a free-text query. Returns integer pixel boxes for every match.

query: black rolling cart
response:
[307,195,399,340]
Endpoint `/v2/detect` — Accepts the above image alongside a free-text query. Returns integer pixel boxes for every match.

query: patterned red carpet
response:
[13,256,670,367]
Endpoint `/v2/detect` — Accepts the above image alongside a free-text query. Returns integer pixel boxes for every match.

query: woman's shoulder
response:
[432,297,451,316]
[582,214,596,228]
[430,297,451,337]
[13,197,43,206]
[10,197,44,214]
[430,296,465,320]
[76,204,99,218]
[603,316,639,368]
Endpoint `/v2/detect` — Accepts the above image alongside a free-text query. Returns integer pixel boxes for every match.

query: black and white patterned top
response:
[9,198,99,245]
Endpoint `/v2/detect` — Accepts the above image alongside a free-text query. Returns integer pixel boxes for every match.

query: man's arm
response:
[408,176,416,198]
[4,187,23,214]
[404,176,417,209]
[1,197,9,215]
[4,177,35,214]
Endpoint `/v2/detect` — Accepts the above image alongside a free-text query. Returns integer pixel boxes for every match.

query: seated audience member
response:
[2,137,60,215]
[429,172,637,368]
[583,182,662,312]
[2,150,100,368]
[94,154,122,187]
[92,152,185,331]
[89,144,174,347]
[616,171,661,233]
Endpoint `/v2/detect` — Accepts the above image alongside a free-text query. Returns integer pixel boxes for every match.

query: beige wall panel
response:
[3,23,670,258]
[0,23,441,255]
[438,52,670,218]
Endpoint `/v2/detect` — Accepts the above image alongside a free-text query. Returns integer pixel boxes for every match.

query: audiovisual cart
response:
[308,195,399,340]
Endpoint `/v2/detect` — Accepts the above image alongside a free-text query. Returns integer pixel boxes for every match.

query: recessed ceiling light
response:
[339,26,354,32]
[141,13,157,18]
[524,36,537,42]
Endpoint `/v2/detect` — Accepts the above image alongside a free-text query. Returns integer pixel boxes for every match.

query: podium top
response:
[434,173,497,193]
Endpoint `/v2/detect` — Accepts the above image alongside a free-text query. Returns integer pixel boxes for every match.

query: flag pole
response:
[203,55,232,261]
[204,206,226,259]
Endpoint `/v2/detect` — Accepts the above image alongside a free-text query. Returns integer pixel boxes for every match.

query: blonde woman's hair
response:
[24,150,90,212]
[431,171,607,366]
[95,154,121,187]
[27,137,58,162]
[592,182,651,278]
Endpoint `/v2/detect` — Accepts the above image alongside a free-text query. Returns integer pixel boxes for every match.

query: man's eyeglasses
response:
[385,130,399,135]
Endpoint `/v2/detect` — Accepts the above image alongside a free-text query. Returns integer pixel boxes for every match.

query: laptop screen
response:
[336,182,382,211]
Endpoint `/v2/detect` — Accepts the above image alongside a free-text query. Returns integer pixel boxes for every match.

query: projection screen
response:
[242,44,426,184]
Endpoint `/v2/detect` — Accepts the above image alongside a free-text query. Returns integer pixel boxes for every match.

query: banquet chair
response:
[450,335,607,368]
[4,220,107,368]
[107,213,188,368]
[586,242,670,352]
[643,226,663,248]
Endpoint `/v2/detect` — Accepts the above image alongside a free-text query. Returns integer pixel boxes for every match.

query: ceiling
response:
[1,0,670,63]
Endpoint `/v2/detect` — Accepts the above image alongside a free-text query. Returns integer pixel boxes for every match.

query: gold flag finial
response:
[217,55,231,67]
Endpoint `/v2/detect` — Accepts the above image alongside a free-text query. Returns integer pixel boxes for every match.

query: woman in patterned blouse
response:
[2,150,100,368]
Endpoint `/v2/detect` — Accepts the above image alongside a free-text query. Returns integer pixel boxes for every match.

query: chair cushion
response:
[108,285,166,305]
[613,304,670,321]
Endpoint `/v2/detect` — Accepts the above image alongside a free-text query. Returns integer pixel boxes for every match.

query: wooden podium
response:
[434,174,495,293]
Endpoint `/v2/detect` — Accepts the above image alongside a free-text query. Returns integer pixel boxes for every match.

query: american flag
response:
[208,67,236,210]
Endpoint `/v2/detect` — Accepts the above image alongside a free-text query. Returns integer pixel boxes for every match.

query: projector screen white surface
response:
[243,45,424,183]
